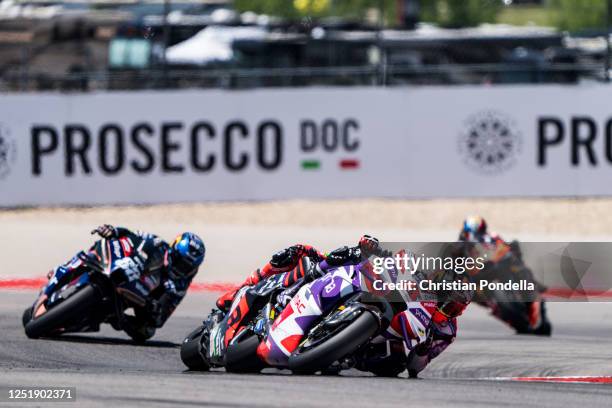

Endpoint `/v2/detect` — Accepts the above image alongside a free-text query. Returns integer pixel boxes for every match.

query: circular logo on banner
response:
[0,123,17,180]
[458,111,522,174]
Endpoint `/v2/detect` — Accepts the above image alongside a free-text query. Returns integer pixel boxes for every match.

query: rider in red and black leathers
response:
[216,245,325,312]
[216,236,382,312]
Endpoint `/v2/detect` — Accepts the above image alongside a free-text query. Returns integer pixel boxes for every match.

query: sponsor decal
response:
[537,116,612,166]
[299,119,361,171]
[114,257,141,282]
[458,111,522,174]
[30,121,284,176]
[209,324,224,358]
[26,117,362,178]
[120,237,133,255]
[112,241,122,258]
[409,307,431,327]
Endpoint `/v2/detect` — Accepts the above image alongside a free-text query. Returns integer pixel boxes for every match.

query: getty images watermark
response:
[359,242,612,304]
[369,249,536,293]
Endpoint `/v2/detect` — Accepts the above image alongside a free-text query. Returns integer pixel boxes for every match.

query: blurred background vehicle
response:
[0,0,610,91]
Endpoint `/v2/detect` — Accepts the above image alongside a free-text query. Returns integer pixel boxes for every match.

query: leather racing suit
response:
[43,227,198,340]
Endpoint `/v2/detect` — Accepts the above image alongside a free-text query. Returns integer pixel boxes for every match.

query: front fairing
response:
[100,237,162,307]
[208,270,303,366]
[207,285,251,364]
[46,273,91,309]
[398,302,433,349]
[41,237,162,311]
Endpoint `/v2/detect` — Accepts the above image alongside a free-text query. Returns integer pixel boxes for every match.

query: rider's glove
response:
[326,246,361,266]
[303,246,324,263]
[91,224,118,239]
[270,245,301,269]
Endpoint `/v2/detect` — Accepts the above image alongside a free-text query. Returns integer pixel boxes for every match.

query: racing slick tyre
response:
[495,301,530,334]
[180,326,211,371]
[225,334,265,374]
[532,302,552,336]
[24,285,100,339]
[288,311,379,374]
[22,307,33,328]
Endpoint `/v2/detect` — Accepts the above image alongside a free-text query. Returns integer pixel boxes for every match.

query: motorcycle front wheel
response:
[180,325,211,371]
[288,311,379,374]
[24,285,100,339]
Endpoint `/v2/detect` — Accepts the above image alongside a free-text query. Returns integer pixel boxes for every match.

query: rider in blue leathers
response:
[39,225,205,341]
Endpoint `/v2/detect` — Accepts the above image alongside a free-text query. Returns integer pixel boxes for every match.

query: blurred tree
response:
[549,0,607,32]
[332,0,388,18]
[419,0,440,22]
[234,0,396,22]
[234,0,300,18]
[421,0,502,27]
[294,0,331,16]
[233,0,503,27]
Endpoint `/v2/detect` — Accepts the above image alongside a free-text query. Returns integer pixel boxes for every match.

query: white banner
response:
[1,85,611,206]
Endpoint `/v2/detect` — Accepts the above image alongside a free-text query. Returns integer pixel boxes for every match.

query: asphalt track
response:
[1,291,611,408]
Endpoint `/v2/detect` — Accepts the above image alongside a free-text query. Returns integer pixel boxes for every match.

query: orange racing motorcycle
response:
[462,240,551,335]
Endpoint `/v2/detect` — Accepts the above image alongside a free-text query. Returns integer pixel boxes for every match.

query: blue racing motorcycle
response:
[22,236,163,342]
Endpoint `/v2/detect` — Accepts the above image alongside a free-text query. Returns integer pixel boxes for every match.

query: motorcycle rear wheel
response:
[225,334,265,374]
[24,285,100,339]
[288,311,378,374]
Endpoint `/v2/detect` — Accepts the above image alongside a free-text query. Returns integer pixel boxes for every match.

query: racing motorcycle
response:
[180,259,311,373]
[22,236,163,341]
[181,257,435,377]
[464,240,552,336]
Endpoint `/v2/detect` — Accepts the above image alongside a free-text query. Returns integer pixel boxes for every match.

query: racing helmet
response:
[359,235,380,257]
[170,232,205,280]
[462,216,487,241]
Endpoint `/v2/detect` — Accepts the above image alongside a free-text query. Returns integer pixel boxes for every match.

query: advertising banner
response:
[1,85,611,206]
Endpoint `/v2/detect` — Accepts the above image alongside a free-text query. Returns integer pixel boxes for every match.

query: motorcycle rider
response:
[459,215,523,260]
[218,235,469,378]
[458,215,550,335]
[215,235,382,312]
[400,268,471,378]
[38,225,205,341]
[214,236,383,346]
